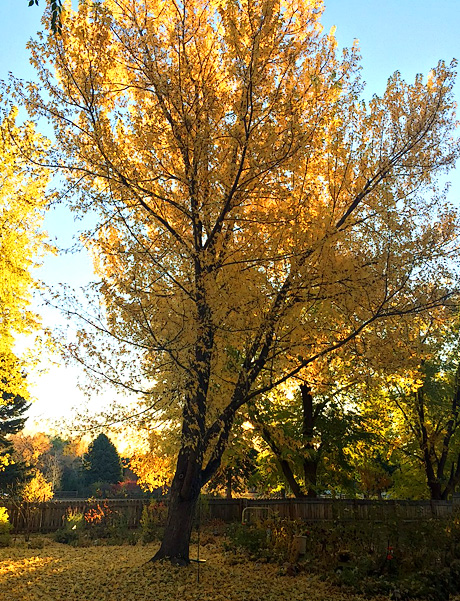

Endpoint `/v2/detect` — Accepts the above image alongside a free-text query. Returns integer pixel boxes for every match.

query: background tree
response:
[206,422,259,499]
[10,432,55,497]
[52,437,86,494]
[387,355,460,500]
[17,0,460,563]
[250,384,370,497]
[83,433,123,488]
[0,382,31,493]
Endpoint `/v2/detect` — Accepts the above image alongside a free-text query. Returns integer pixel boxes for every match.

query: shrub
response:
[111,480,144,498]
[88,481,113,499]
[53,508,85,546]
[226,518,306,563]
[226,523,270,557]
[223,514,460,599]
[0,507,11,547]
[55,504,137,546]
[84,502,114,539]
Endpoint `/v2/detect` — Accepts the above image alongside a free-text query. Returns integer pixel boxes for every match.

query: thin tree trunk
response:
[226,470,233,500]
[300,384,318,498]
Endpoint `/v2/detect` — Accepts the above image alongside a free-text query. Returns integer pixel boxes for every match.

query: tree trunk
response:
[225,470,233,499]
[304,459,318,498]
[278,458,306,498]
[152,449,202,565]
[427,479,443,501]
[300,384,318,498]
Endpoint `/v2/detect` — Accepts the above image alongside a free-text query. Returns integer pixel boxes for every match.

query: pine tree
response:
[0,379,31,492]
[83,433,123,487]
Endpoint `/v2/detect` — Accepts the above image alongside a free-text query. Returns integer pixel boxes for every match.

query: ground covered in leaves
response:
[0,536,392,601]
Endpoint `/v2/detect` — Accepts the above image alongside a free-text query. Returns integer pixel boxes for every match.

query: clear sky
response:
[1,0,459,426]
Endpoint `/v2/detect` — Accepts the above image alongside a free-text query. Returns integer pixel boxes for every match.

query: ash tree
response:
[13,0,460,563]
[83,433,123,487]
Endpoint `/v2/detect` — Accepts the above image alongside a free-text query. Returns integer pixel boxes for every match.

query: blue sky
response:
[1,0,460,424]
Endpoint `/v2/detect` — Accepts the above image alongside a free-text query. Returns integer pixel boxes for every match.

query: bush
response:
[54,504,137,546]
[53,508,85,546]
[226,523,269,556]
[226,518,306,563]
[140,501,167,543]
[223,515,460,599]
[0,507,11,547]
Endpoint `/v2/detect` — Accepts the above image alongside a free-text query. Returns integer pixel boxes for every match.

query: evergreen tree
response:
[83,434,123,487]
[0,382,31,492]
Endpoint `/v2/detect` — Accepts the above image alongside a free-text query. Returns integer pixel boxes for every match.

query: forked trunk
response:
[152,450,202,565]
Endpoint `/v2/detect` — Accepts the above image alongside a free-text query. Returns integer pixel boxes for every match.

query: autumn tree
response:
[16,0,460,562]
[50,436,86,494]
[0,108,49,492]
[0,108,50,396]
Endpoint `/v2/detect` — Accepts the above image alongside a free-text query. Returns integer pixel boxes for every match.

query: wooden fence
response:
[0,497,457,534]
[1,499,147,534]
[204,497,455,523]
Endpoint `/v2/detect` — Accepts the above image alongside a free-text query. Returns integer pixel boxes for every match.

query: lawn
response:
[0,536,385,601]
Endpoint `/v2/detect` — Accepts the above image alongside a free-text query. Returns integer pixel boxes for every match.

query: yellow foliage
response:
[129,430,175,491]
[0,539,369,601]
[21,472,54,503]
[0,108,51,394]
[11,433,51,467]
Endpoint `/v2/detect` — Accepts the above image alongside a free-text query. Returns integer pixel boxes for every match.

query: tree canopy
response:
[83,433,123,486]
[15,0,460,563]
[0,108,50,395]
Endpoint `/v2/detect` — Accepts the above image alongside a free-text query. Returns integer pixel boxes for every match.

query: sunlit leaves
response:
[0,109,51,395]
[0,539,359,601]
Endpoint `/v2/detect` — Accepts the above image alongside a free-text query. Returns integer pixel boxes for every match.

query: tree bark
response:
[304,460,318,498]
[300,384,318,498]
[278,458,306,498]
[151,449,202,565]
[226,470,233,500]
